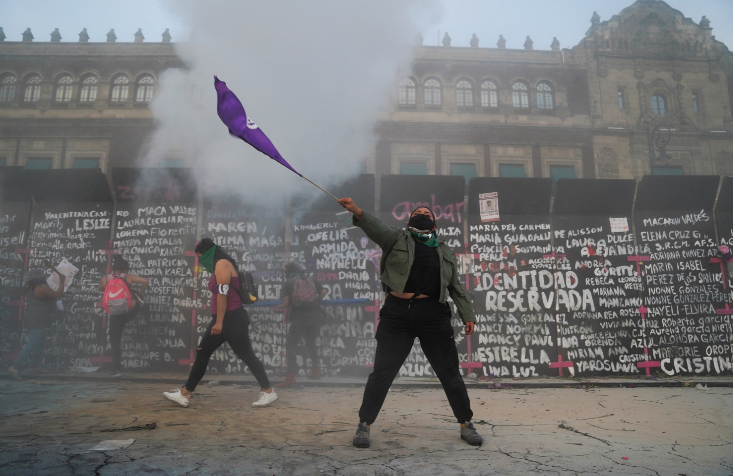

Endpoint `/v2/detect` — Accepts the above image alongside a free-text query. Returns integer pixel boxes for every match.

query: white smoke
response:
[144,0,443,202]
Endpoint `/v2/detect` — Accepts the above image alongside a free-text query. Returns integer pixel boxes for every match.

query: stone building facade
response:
[375,0,732,183]
[0,0,731,183]
[0,33,182,172]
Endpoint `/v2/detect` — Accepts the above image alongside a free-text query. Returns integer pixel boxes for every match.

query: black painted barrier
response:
[25,168,113,370]
[0,167,32,364]
[635,175,731,376]
[2,171,731,380]
[468,177,558,377]
[553,179,643,376]
[291,175,377,377]
[110,168,198,372]
[199,194,286,375]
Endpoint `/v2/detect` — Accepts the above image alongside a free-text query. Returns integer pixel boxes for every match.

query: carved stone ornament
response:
[636,78,696,132]
[634,59,644,79]
[596,147,620,179]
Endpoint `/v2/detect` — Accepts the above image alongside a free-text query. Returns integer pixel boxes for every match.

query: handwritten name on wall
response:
[638,210,732,375]
[28,204,111,370]
[469,217,558,377]
[113,204,198,371]
[0,203,30,358]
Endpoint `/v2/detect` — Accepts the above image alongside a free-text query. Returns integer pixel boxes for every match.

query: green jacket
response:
[354,211,476,323]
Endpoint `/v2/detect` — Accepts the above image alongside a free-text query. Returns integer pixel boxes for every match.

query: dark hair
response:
[284,261,303,276]
[196,237,238,270]
[112,255,130,273]
[411,206,436,221]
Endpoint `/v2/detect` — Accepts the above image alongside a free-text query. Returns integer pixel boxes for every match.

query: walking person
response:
[276,262,327,388]
[338,198,483,448]
[163,238,277,408]
[99,255,148,377]
[8,268,65,381]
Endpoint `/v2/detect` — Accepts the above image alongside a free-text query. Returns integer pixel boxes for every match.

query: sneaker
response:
[110,371,123,378]
[252,390,278,407]
[8,367,22,381]
[353,422,370,448]
[163,388,190,408]
[460,421,483,446]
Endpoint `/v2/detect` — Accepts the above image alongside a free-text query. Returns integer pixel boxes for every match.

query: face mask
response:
[199,246,216,273]
[408,214,435,232]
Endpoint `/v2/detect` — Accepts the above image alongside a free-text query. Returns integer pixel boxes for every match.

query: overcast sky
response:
[0,0,731,50]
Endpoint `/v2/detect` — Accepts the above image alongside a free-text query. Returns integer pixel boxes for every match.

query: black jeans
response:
[358,295,473,424]
[184,307,271,392]
[286,322,320,374]
[109,306,140,371]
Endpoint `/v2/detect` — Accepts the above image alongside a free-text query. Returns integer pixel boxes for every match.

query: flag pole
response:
[300,175,342,202]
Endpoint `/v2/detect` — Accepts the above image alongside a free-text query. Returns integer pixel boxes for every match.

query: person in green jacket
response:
[339,197,482,448]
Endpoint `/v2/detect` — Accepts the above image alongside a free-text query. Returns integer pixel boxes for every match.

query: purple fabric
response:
[214,76,301,176]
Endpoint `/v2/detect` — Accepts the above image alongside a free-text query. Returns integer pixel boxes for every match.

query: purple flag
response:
[214,76,301,176]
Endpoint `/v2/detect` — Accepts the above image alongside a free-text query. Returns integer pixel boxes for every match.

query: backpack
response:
[102,274,133,316]
[235,270,258,305]
[291,276,317,307]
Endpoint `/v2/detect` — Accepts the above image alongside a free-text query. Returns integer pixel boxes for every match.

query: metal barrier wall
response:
[1,170,731,377]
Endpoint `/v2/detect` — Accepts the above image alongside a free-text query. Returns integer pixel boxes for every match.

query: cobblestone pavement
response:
[0,379,731,475]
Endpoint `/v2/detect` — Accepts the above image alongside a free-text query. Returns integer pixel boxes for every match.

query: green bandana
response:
[411,231,439,248]
[199,246,216,273]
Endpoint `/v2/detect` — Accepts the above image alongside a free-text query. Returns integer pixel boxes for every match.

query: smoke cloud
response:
[144,0,443,203]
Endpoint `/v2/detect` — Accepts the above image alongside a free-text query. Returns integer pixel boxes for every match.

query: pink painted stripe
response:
[8,300,22,306]
[90,356,112,363]
[717,309,733,314]
[460,362,483,368]
[637,361,661,368]
[14,248,31,254]
[549,361,574,368]
[627,256,650,261]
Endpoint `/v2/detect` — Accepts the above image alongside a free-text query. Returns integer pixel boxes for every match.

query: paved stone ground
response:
[0,378,731,475]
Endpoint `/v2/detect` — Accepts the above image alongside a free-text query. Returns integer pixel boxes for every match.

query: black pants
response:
[286,322,320,374]
[109,306,140,371]
[358,295,473,424]
[184,307,271,392]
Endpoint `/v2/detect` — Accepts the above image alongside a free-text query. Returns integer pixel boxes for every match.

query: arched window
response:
[79,75,98,102]
[455,80,473,107]
[536,82,554,109]
[399,77,416,106]
[652,94,666,115]
[512,81,529,109]
[0,75,16,102]
[54,75,73,102]
[135,74,155,103]
[424,78,442,106]
[24,74,42,103]
[110,75,129,102]
[481,80,498,108]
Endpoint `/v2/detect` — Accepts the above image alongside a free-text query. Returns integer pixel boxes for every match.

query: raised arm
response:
[37,273,66,299]
[339,197,401,251]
